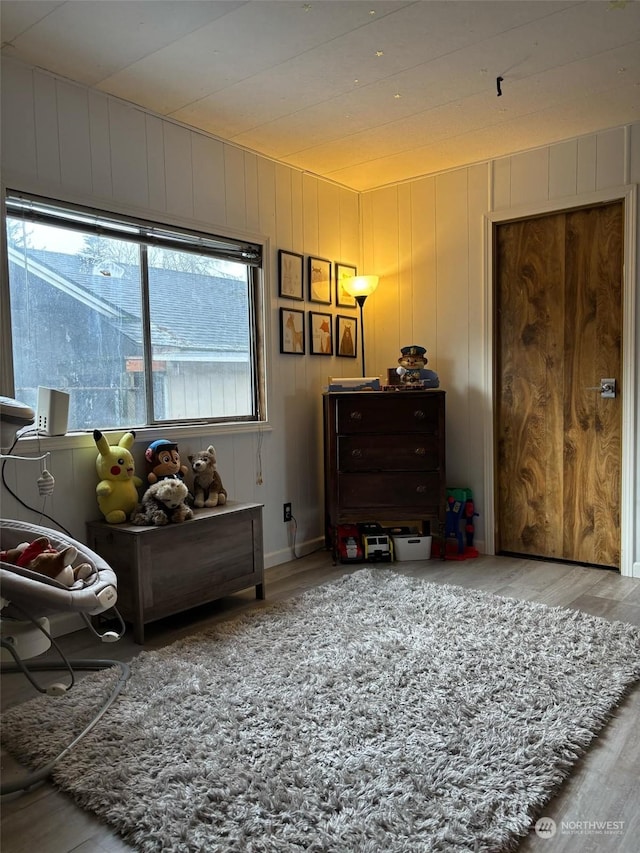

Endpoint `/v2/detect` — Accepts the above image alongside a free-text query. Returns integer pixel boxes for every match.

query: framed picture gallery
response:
[279,307,305,354]
[308,256,332,304]
[309,311,333,355]
[278,250,304,300]
[335,262,357,308]
[336,314,358,358]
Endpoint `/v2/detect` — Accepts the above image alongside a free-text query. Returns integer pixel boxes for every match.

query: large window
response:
[4,193,265,431]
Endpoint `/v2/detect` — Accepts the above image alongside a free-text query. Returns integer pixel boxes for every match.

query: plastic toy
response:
[445,491,467,553]
[363,533,394,562]
[435,487,479,560]
[336,524,363,563]
[359,522,394,562]
[464,496,479,547]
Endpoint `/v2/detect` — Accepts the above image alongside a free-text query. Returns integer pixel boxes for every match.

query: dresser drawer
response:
[338,434,441,472]
[336,394,440,435]
[338,472,442,510]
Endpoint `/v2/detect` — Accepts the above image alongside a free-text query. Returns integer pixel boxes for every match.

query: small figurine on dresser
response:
[144,439,189,484]
[396,345,439,388]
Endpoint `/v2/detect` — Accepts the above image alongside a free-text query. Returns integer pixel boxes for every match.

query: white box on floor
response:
[393,534,432,561]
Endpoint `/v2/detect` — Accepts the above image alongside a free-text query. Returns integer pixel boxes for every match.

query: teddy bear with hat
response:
[396,345,440,388]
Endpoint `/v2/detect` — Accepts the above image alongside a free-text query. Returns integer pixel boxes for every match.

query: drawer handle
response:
[350,410,362,421]
[414,410,425,420]
[351,448,363,458]
[414,447,426,456]
[416,485,427,493]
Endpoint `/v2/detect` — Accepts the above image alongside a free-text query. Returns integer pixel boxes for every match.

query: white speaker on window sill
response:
[36,387,70,436]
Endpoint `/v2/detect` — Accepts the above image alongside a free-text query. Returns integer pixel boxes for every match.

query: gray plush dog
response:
[188,445,228,508]
[131,479,193,526]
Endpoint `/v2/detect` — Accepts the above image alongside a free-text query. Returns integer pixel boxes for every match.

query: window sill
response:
[12,420,272,453]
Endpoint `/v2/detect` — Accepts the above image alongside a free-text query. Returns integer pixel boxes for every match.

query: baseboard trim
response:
[265,537,326,568]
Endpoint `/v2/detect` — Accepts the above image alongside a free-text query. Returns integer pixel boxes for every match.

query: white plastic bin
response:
[392,534,432,561]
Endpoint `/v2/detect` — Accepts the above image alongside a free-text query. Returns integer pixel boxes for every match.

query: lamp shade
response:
[341,275,379,298]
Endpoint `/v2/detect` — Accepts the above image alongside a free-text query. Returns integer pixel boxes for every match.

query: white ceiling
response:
[2,0,640,191]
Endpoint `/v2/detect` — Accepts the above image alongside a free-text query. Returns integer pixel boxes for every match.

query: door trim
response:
[482,184,637,577]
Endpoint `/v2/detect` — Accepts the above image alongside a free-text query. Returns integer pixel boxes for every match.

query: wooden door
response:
[494,201,623,568]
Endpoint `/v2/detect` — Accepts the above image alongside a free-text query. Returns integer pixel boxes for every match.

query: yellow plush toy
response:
[93,429,143,523]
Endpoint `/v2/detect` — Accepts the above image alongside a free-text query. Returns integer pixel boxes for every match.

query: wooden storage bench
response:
[86,501,264,643]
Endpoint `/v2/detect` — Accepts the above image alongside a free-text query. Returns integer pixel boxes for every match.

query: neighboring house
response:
[8,247,251,428]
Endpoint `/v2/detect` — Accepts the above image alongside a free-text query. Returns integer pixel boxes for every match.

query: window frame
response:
[3,191,269,433]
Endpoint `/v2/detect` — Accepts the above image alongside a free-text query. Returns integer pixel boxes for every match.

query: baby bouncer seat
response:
[1,519,130,795]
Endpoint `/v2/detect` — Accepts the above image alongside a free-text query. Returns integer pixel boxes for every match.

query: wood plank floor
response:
[2,552,639,853]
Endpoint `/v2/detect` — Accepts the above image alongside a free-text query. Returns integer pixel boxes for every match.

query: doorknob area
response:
[585,378,617,398]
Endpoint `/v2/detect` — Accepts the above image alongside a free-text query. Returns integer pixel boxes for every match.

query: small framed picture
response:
[336,314,358,358]
[280,307,305,354]
[335,262,357,307]
[309,311,333,355]
[308,256,332,304]
[279,250,304,300]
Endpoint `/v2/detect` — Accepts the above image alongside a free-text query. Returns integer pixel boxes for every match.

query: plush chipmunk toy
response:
[1,537,95,588]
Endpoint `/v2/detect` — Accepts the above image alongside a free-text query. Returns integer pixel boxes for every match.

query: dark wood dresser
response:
[323,390,446,549]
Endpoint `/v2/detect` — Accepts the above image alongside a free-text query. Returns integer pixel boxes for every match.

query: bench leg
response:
[132,618,145,645]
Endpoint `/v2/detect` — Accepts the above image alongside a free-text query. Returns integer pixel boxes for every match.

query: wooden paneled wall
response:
[1,57,638,570]
[0,58,360,566]
[362,123,640,557]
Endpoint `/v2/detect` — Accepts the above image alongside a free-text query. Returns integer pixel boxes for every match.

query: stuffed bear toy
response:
[1,537,95,588]
[188,446,228,508]
[130,479,193,526]
[94,429,143,523]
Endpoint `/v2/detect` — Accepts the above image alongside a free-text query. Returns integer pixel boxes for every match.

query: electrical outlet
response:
[283,502,292,522]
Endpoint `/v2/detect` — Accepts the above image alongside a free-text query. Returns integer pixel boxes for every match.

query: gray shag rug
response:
[3,569,640,853]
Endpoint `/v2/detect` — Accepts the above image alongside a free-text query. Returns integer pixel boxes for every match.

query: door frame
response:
[482,184,637,577]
